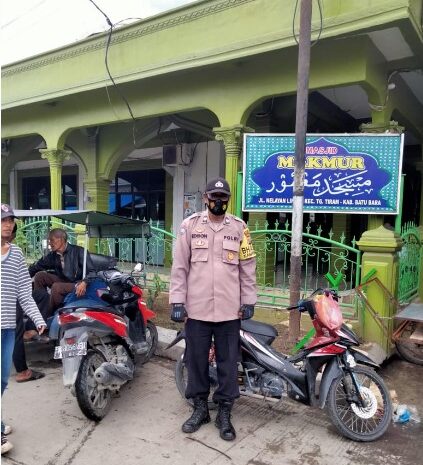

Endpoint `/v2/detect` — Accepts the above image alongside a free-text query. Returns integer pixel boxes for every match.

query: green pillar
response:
[82,178,110,253]
[213,125,253,215]
[40,148,70,210]
[248,212,275,287]
[1,183,9,203]
[356,225,402,358]
[83,179,110,212]
[164,172,173,267]
[360,119,404,230]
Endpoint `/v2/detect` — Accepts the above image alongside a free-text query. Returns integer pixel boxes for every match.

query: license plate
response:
[54,342,87,359]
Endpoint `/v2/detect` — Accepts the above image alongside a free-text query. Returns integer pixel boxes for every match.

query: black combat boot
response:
[215,400,236,441]
[182,398,211,433]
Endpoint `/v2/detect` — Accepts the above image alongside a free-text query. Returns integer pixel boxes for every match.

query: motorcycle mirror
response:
[133,263,143,273]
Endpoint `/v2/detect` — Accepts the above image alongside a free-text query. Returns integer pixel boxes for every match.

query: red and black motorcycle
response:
[170,289,392,442]
[55,269,157,421]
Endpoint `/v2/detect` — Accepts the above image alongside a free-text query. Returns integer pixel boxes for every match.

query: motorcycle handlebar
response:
[286,305,299,311]
[285,288,339,312]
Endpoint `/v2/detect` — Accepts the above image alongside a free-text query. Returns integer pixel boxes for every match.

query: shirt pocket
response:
[222,240,240,265]
[191,239,209,262]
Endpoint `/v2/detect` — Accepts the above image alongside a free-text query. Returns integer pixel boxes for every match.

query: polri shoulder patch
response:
[239,227,256,260]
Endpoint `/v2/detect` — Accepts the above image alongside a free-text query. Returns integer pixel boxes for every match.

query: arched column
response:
[213,124,253,214]
[39,148,71,209]
[83,179,111,212]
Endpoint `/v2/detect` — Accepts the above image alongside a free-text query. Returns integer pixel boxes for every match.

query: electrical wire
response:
[292,0,299,45]
[1,0,48,29]
[368,70,398,112]
[88,0,139,145]
[292,0,323,47]
[312,0,323,47]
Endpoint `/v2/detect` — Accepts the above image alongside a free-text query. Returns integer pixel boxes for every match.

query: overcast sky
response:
[1,0,195,65]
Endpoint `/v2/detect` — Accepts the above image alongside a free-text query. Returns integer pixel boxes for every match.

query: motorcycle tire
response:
[395,321,423,366]
[75,350,112,422]
[327,365,392,442]
[175,355,218,410]
[137,321,158,365]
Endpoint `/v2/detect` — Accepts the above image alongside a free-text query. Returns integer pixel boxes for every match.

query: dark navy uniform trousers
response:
[185,318,241,402]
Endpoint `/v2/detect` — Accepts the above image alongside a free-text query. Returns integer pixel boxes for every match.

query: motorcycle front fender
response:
[318,357,343,409]
[350,347,379,368]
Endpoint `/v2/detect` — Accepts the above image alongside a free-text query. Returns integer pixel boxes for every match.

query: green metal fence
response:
[248,220,361,317]
[16,217,362,318]
[16,217,78,259]
[398,222,422,304]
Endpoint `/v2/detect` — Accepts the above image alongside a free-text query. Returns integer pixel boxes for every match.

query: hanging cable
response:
[88,0,139,145]
[312,0,323,47]
[292,0,323,47]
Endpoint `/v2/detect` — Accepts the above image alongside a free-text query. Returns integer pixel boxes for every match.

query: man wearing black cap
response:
[169,177,257,441]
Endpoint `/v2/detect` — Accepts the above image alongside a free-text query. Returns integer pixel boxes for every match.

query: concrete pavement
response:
[2,328,421,465]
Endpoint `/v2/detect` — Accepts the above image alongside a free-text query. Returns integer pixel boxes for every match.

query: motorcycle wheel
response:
[137,321,158,365]
[395,321,423,366]
[327,365,392,442]
[175,354,218,410]
[75,350,112,422]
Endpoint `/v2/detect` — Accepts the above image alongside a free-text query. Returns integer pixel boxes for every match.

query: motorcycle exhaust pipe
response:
[239,390,281,403]
[94,362,134,386]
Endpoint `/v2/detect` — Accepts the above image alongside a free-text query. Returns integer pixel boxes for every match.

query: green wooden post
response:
[356,225,403,358]
[394,174,405,234]
[249,213,275,287]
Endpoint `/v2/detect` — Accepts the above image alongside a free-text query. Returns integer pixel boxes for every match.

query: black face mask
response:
[207,198,228,216]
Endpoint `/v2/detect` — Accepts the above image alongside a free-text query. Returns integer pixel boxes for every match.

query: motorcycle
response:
[168,289,392,442]
[54,268,158,421]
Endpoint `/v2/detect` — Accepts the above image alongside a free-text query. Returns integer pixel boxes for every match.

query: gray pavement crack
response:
[186,437,232,461]
[45,423,96,465]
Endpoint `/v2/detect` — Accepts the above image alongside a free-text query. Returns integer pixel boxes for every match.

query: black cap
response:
[1,204,17,220]
[205,177,231,196]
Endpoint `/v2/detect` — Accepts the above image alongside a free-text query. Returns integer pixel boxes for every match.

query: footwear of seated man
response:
[23,330,38,341]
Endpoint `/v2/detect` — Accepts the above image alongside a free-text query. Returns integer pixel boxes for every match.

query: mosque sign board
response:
[243,133,403,214]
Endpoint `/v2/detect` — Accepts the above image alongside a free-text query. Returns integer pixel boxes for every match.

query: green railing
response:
[16,217,362,317]
[16,217,78,260]
[94,221,175,289]
[398,222,422,303]
[248,220,361,318]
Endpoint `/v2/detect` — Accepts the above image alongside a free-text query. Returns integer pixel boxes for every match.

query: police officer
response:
[170,177,257,441]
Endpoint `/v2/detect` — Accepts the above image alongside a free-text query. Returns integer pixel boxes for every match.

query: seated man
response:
[26,228,96,338]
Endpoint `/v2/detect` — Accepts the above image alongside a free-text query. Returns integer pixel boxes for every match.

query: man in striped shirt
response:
[1,204,46,455]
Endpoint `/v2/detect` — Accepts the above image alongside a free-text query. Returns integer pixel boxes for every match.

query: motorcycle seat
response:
[241,319,278,339]
[60,299,122,316]
[62,298,108,310]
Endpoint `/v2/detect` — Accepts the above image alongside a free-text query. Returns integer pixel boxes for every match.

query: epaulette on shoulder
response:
[231,215,244,224]
[186,212,202,222]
